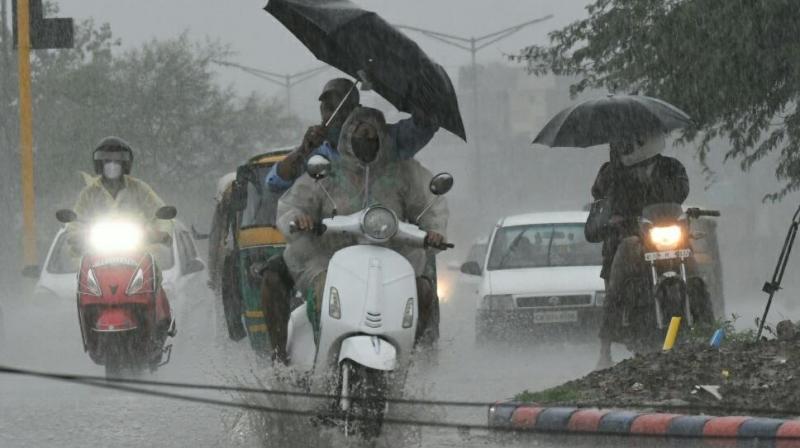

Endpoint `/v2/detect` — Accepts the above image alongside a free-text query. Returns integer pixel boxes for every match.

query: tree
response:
[517,0,800,199]
[0,9,301,272]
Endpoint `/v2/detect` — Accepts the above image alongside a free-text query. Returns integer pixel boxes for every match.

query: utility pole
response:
[12,0,73,272]
[397,16,553,212]
[213,60,329,115]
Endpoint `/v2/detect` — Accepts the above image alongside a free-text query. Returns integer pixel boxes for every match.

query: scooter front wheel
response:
[339,361,388,440]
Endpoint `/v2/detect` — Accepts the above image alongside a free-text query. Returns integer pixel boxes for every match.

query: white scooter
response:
[285,156,453,438]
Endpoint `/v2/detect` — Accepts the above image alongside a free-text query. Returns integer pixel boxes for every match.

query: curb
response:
[488,403,800,441]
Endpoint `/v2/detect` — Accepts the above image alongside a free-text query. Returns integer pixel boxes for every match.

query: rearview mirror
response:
[460,261,482,276]
[56,209,77,224]
[307,155,331,180]
[429,173,454,196]
[21,265,41,279]
[156,206,178,220]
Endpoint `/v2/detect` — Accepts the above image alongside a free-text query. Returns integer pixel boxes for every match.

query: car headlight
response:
[89,220,144,254]
[81,268,102,296]
[595,291,606,306]
[361,206,398,241]
[328,287,341,319]
[483,294,514,311]
[402,297,415,328]
[649,225,682,250]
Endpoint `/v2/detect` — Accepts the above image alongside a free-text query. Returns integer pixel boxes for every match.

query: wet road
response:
[0,273,713,448]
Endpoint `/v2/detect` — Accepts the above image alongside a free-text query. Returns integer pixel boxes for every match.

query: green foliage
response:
[0,9,301,265]
[517,0,800,199]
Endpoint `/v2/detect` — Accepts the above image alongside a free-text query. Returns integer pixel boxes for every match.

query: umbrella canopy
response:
[533,95,692,148]
[266,0,466,141]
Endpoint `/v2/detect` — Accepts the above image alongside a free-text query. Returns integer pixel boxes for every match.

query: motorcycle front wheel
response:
[340,361,388,440]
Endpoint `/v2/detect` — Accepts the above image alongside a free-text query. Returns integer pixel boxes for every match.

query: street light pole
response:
[213,60,329,115]
[397,16,553,211]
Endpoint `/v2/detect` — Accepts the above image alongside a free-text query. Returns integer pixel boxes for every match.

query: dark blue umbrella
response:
[533,95,693,148]
[265,0,466,141]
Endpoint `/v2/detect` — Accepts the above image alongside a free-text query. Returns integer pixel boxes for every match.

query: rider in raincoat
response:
[266,107,448,362]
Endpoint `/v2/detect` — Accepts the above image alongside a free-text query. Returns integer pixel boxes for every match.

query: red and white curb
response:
[488,403,800,442]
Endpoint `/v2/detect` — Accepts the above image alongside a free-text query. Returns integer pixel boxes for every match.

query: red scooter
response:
[56,206,177,377]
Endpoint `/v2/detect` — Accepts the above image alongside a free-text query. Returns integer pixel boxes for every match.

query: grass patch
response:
[515,384,582,404]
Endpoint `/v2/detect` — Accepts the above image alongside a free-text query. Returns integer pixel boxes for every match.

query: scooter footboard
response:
[338,335,397,371]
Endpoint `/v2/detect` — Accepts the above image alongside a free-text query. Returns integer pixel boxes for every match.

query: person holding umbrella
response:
[265,78,439,193]
[592,133,690,369]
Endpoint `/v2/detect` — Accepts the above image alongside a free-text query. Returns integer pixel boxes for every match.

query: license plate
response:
[645,249,692,262]
[533,310,578,324]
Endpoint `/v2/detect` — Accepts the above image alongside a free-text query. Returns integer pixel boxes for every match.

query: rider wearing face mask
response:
[68,137,169,236]
[264,107,448,364]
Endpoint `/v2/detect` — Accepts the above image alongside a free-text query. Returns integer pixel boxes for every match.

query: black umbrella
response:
[533,95,692,148]
[265,0,466,141]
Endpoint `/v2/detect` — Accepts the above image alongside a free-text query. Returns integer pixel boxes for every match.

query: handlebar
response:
[686,208,721,218]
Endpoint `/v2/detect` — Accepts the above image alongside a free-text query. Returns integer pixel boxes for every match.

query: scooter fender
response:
[93,308,138,332]
[338,335,397,371]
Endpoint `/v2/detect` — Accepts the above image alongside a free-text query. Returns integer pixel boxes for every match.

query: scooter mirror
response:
[156,206,178,220]
[429,173,454,196]
[307,155,331,180]
[56,209,78,223]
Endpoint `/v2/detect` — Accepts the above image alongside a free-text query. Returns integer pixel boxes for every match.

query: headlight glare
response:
[649,225,682,250]
[89,220,144,254]
[362,206,398,241]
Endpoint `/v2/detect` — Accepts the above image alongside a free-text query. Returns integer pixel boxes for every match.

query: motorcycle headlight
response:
[81,268,102,296]
[402,297,415,328]
[361,206,398,241]
[649,225,683,250]
[328,287,341,319]
[89,220,144,254]
[483,294,514,311]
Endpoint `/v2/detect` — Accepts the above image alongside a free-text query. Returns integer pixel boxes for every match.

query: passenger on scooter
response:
[265,107,448,364]
[593,133,689,369]
[259,79,440,358]
[67,136,171,246]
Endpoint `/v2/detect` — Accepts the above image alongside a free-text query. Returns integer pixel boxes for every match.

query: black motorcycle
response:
[619,203,718,353]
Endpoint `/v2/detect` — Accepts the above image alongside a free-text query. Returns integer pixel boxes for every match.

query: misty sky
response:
[55,0,591,108]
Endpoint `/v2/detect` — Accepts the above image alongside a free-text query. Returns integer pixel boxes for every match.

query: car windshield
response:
[487,223,602,270]
[46,231,175,274]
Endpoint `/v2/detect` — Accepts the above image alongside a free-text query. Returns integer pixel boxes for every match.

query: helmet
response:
[93,136,134,175]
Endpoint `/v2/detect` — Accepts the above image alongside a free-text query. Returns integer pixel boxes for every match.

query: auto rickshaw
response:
[221,148,292,353]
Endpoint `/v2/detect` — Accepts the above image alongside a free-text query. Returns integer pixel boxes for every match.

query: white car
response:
[33,220,206,307]
[466,211,606,342]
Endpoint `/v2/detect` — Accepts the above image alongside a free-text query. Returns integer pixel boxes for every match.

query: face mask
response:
[352,137,379,164]
[103,161,123,180]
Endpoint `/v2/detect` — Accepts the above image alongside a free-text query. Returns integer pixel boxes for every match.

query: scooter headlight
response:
[81,268,102,296]
[89,220,144,254]
[329,287,341,319]
[402,297,415,328]
[649,225,683,250]
[362,206,398,242]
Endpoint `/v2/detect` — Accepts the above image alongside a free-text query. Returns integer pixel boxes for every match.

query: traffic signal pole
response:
[16,0,36,268]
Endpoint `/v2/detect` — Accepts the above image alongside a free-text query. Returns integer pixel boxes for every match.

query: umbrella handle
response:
[324,81,359,128]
